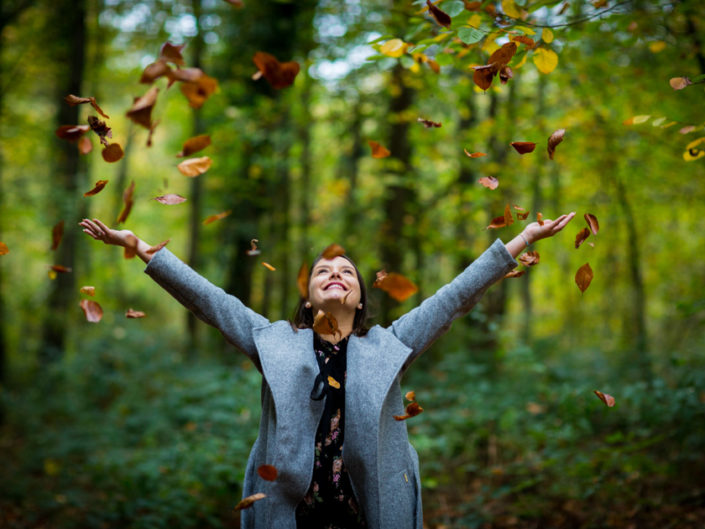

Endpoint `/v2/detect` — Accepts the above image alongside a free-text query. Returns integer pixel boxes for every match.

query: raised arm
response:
[80,218,269,366]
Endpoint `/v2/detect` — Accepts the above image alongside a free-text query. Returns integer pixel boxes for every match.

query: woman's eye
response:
[344,270,353,275]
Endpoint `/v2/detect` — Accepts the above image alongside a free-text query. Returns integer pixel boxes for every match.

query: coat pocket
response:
[386,467,417,526]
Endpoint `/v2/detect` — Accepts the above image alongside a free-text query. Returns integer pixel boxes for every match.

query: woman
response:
[80,212,574,529]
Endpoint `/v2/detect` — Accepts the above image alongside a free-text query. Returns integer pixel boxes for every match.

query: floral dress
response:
[295,334,367,529]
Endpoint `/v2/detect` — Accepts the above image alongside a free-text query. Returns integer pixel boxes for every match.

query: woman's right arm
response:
[80,219,268,365]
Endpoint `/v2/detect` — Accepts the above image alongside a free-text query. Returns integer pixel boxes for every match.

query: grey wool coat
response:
[144,239,517,529]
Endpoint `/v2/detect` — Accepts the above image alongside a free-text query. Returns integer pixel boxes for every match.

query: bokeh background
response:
[1,0,704,527]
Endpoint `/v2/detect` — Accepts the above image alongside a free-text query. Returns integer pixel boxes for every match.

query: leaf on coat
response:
[327,375,341,389]
[233,493,267,512]
[373,270,418,302]
[84,180,108,197]
[257,465,278,482]
[80,299,103,323]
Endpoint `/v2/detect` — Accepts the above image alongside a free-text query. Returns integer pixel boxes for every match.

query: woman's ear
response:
[304,301,312,309]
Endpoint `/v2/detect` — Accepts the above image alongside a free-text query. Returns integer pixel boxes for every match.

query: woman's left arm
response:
[390,212,575,368]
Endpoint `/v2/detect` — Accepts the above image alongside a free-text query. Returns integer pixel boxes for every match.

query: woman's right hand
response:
[79,218,135,247]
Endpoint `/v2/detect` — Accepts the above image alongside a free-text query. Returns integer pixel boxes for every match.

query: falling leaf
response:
[379,38,407,58]
[55,124,90,142]
[464,149,487,158]
[126,308,146,318]
[313,310,340,336]
[328,375,341,389]
[679,125,696,134]
[78,136,92,154]
[140,60,172,84]
[669,77,692,90]
[547,128,566,160]
[203,210,231,225]
[623,115,650,126]
[124,234,139,259]
[252,51,300,89]
[504,203,514,226]
[518,251,540,267]
[478,176,499,189]
[575,227,591,248]
[594,390,615,407]
[487,215,508,229]
[373,271,418,302]
[80,286,95,296]
[116,181,135,224]
[537,212,544,226]
[177,134,211,157]
[511,141,536,154]
[533,48,558,74]
[169,67,206,83]
[575,262,593,293]
[648,40,666,53]
[126,86,159,129]
[177,156,212,177]
[405,390,416,401]
[180,75,218,108]
[84,180,108,197]
[297,261,309,299]
[64,94,109,119]
[233,493,267,512]
[257,465,278,482]
[50,265,72,274]
[262,262,276,271]
[1,242,11,255]
[321,243,346,259]
[584,213,599,235]
[368,140,391,158]
[513,204,529,220]
[102,143,124,163]
[504,269,525,278]
[88,115,112,146]
[417,117,442,128]
[79,299,103,323]
[146,239,170,254]
[51,221,64,251]
[394,401,424,421]
[154,194,187,205]
[683,137,705,161]
[159,41,185,66]
[426,0,451,27]
[246,239,260,256]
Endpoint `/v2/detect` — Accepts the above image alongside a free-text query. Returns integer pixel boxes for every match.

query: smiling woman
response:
[79,212,573,529]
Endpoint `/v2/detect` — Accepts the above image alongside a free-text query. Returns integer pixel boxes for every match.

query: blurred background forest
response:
[1,0,705,527]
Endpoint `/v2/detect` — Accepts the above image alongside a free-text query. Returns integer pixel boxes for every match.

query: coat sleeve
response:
[144,248,269,366]
[389,239,517,369]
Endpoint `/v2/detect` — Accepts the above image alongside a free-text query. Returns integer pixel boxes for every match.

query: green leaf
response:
[435,53,455,66]
[400,55,415,69]
[527,0,563,12]
[458,27,485,44]
[367,34,395,45]
[444,0,466,17]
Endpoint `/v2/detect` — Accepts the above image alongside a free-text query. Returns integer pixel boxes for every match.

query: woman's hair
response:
[292,253,369,336]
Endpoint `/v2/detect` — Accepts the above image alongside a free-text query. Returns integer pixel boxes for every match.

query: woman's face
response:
[308,256,362,313]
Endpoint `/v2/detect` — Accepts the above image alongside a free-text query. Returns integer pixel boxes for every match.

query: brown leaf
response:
[669,77,692,90]
[489,42,517,66]
[116,181,135,224]
[51,221,64,251]
[146,239,170,254]
[102,143,124,163]
[513,204,529,220]
[594,390,615,407]
[84,180,108,197]
[472,64,497,91]
[511,141,536,154]
[297,261,309,299]
[417,117,442,128]
[88,115,113,146]
[257,465,278,482]
[0,242,9,255]
[262,262,276,271]
[126,86,159,129]
[246,239,260,256]
[177,156,212,177]
[78,136,93,155]
[124,234,139,259]
[233,493,266,512]
[574,227,590,249]
[478,176,499,189]
[426,0,452,27]
[518,251,540,267]
[321,243,346,259]
[584,213,599,235]
[547,128,566,160]
[252,51,300,89]
[499,65,513,84]
[405,390,416,401]
[126,308,146,318]
[327,375,341,389]
[511,35,536,49]
[537,212,544,226]
[427,59,440,74]
[79,299,103,323]
[140,60,172,84]
[180,75,218,109]
[50,264,72,273]
[177,134,211,157]
[373,271,418,302]
[313,310,340,336]
[464,149,487,158]
[504,269,526,278]
[368,140,391,158]
[203,210,231,225]
[159,42,185,66]
[575,262,593,293]
[64,94,109,119]
[80,286,95,296]
[154,194,187,205]
[504,203,514,226]
[55,124,90,142]
[168,67,205,83]
[487,215,508,229]
[394,401,424,421]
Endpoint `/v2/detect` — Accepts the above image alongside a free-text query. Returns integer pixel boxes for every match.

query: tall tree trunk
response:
[342,96,364,243]
[39,0,86,364]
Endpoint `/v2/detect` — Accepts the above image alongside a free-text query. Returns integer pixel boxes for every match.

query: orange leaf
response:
[327,375,341,389]
[487,215,507,229]
[51,221,64,251]
[489,42,517,65]
[146,239,170,255]
[575,262,593,293]
[511,141,536,154]
[154,194,187,205]
[511,35,536,49]
[180,75,218,109]
[518,251,540,267]
[233,493,267,512]
[547,128,566,160]
[84,180,108,197]
[373,271,418,302]
[126,308,146,318]
[313,310,340,337]
[321,243,346,259]
[55,124,90,142]
[464,149,487,158]
[584,213,599,235]
[140,60,172,84]
[297,261,309,299]
[478,176,499,189]
[504,269,525,278]
[177,156,212,177]
[426,0,451,27]
[159,41,185,66]
[80,286,95,296]
[594,390,615,407]
[102,143,124,163]
[257,465,278,482]
[405,390,416,401]
[64,94,109,119]
[79,299,103,323]
[513,204,529,220]
[203,210,231,225]
[574,227,590,249]
[246,238,260,256]
[262,262,276,271]
[669,77,692,90]
[537,212,544,226]
[116,181,135,224]
[126,86,159,129]
[177,134,211,157]
[394,401,424,421]
[504,203,514,226]
[124,234,139,259]
[252,51,300,89]
[417,117,442,128]
[78,136,93,155]
[368,140,390,158]
[1,242,11,255]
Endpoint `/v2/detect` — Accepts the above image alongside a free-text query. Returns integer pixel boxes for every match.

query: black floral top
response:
[295,334,367,529]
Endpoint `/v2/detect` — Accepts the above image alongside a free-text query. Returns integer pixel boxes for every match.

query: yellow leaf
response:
[328,376,341,389]
[514,25,536,35]
[380,38,407,58]
[649,40,666,53]
[683,137,705,161]
[630,115,651,125]
[501,0,524,19]
[468,14,482,27]
[513,52,528,69]
[532,48,558,74]
[542,28,554,43]
[44,459,60,476]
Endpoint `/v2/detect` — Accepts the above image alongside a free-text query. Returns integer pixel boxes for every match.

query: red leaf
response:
[504,269,525,278]
[489,42,517,66]
[0,242,9,255]
[80,286,95,296]
[177,156,212,177]
[394,401,424,421]
[368,140,391,158]
[297,261,309,299]
[78,136,93,155]
[252,51,300,89]
[126,86,159,129]
[584,213,599,235]
[84,180,108,197]
[179,75,218,109]
[594,390,615,407]
[257,465,278,482]
[146,239,170,255]
[518,251,540,267]
[575,227,590,249]
[262,262,276,271]
[64,94,110,119]
[313,310,340,337]
[55,124,90,142]
[417,117,442,128]
[464,149,487,158]
[405,390,416,401]
[79,299,103,323]
[511,141,536,154]
[51,221,64,251]
[140,60,172,84]
[88,116,113,146]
